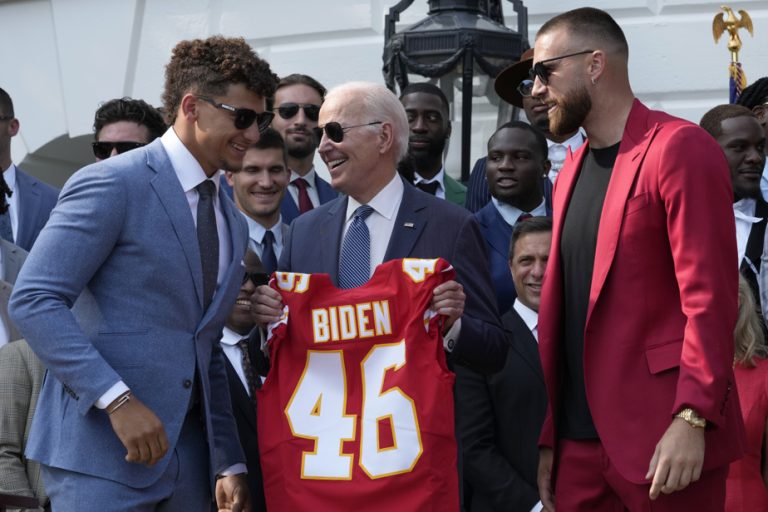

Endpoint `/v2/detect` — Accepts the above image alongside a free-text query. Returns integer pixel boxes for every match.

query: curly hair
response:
[734,275,768,368]
[162,36,278,124]
[93,97,167,141]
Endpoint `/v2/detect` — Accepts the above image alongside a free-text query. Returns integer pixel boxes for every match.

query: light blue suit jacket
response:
[9,139,248,489]
[14,167,59,251]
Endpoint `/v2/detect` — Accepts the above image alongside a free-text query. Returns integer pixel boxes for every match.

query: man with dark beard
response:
[270,74,337,224]
[399,82,467,206]
[532,8,745,512]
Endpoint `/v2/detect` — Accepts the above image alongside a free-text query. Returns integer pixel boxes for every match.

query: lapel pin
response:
[404,222,415,228]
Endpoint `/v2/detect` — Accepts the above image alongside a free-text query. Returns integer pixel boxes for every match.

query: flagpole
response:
[712,6,754,103]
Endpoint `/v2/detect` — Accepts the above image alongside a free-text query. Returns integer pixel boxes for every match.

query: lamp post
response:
[383,0,528,181]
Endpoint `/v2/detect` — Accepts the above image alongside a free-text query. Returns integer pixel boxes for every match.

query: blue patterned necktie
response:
[196,181,219,311]
[261,230,277,274]
[338,205,375,289]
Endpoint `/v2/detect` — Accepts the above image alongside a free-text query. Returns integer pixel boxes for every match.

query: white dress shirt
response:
[1,163,19,240]
[733,198,761,269]
[0,249,7,347]
[97,128,232,407]
[492,198,547,227]
[344,173,461,350]
[414,168,446,199]
[220,326,251,396]
[513,299,539,342]
[287,167,321,208]
[244,214,284,262]
[547,132,585,184]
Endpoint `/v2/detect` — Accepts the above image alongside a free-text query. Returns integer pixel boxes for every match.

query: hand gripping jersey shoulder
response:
[259,258,460,512]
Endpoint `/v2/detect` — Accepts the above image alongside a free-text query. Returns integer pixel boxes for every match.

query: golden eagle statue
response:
[713,5,753,62]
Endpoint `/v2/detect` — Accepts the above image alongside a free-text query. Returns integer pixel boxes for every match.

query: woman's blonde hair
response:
[734,275,768,367]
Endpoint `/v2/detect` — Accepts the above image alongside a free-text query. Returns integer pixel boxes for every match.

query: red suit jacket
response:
[538,99,746,484]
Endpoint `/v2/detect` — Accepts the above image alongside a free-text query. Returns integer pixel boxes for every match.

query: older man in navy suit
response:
[0,87,58,251]
[10,36,277,511]
[255,81,506,375]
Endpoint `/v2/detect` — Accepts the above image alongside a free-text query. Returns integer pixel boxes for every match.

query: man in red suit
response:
[527,7,746,511]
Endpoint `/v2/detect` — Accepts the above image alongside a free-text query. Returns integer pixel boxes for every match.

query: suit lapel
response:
[324,198,348,285]
[587,101,659,326]
[503,309,544,383]
[384,181,428,260]
[147,142,205,308]
[225,357,257,430]
[477,205,512,261]
[0,239,25,284]
[13,171,40,249]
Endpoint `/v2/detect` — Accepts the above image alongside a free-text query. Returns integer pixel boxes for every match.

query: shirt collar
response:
[414,168,445,190]
[491,197,547,226]
[220,326,248,346]
[244,213,283,243]
[734,198,759,222]
[160,128,221,194]
[513,299,538,334]
[548,131,586,151]
[346,173,403,222]
[3,163,16,193]
[290,166,316,188]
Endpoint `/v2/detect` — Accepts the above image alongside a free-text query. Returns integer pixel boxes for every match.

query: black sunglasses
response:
[529,50,594,86]
[92,141,146,160]
[242,271,270,287]
[0,115,13,122]
[197,96,274,132]
[312,121,383,144]
[277,103,320,122]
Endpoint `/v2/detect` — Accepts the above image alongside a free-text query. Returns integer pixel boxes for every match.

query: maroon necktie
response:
[517,213,533,223]
[292,178,314,214]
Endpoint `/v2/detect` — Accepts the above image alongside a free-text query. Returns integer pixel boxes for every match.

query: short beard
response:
[549,83,591,137]
[287,140,316,160]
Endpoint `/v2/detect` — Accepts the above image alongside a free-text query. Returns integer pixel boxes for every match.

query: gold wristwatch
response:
[675,408,706,428]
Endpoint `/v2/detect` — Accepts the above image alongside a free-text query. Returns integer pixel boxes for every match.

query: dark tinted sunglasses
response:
[312,121,383,144]
[242,271,270,287]
[277,103,320,122]
[528,50,594,86]
[92,141,145,160]
[197,96,274,132]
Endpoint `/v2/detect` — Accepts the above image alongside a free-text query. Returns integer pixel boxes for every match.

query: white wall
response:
[1,0,766,186]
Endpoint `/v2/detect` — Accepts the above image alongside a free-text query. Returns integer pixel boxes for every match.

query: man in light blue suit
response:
[9,36,278,511]
[0,87,59,251]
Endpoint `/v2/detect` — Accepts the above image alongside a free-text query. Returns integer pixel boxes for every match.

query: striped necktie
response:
[338,205,375,289]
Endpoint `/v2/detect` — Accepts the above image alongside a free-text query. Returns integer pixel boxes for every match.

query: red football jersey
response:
[258,258,459,512]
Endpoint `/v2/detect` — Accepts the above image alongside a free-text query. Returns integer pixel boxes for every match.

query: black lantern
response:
[383,0,528,181]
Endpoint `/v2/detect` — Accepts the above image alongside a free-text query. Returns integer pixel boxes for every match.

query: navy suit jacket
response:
[9,139,247,488]
[474,200,553,316]
[14,168,59,251]
[278,178,507,374]
[280,173,337,225]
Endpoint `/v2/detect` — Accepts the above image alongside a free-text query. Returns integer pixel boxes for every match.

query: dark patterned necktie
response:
[261,230,277,274]
[338,205,375,289]
[416,181,440,195]
[292,177,314,213]
[518,213,533,223]
[196,181,219,310]
[237,338,260,404]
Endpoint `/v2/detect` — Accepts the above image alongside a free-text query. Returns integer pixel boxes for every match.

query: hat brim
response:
[494,58,532,108]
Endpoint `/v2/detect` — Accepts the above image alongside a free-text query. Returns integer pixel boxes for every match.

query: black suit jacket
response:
[278,177,507,374]
[455,307,547,511]
[224,355,267,512]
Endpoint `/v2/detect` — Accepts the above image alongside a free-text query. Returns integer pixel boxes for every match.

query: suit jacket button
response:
[183,379,192,388]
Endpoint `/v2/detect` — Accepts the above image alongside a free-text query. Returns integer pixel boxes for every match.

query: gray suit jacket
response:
[9,139,248,488]
[14,167,59,252]
[0,339,47,511]
[0,241,27,342]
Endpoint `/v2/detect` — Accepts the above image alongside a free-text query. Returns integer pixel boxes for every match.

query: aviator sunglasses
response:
[312,121,383,143]
[92,141,146,160]
[197,96,274,132]
[277,103,320,122]
[528,50,594,86]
